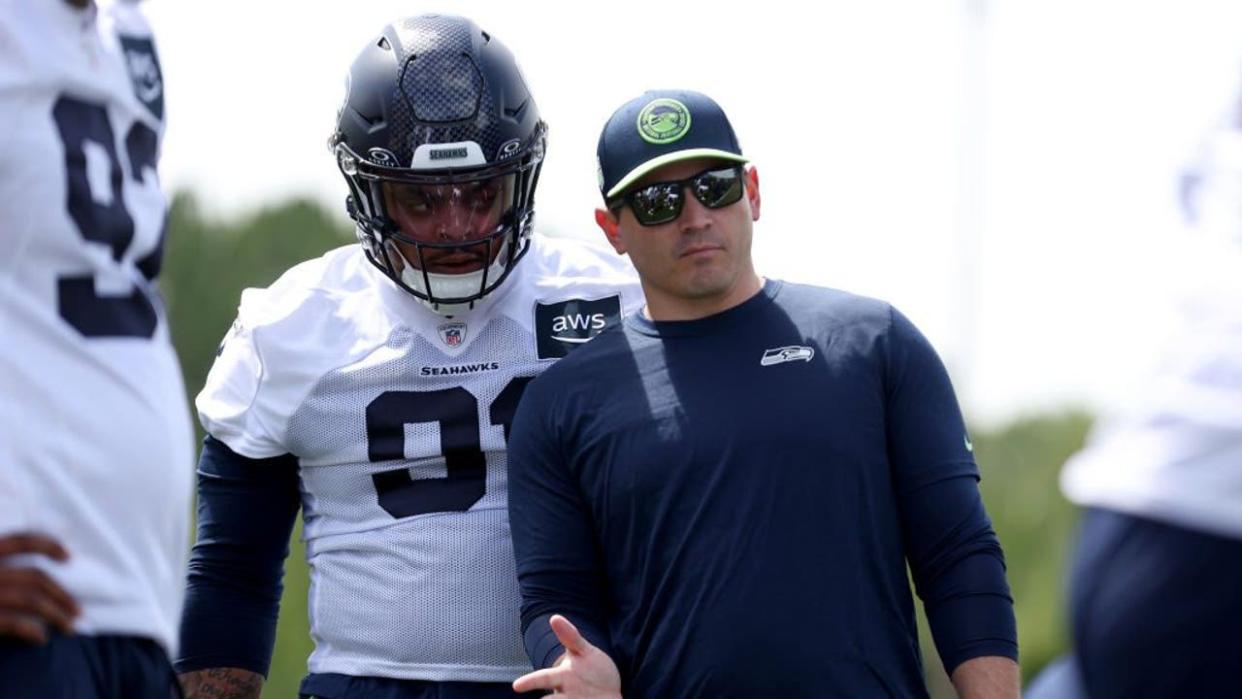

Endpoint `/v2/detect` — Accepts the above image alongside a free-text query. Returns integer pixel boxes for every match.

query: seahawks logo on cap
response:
[637,98,691,145]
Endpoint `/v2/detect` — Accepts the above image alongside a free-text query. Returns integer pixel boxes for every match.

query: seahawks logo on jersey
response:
[118,35,164,120]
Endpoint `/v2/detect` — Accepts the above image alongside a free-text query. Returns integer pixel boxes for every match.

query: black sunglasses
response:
[609,165,745,226]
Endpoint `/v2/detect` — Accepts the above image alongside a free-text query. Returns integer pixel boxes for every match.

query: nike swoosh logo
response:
[551,335,593,344]
[504,99,528,118]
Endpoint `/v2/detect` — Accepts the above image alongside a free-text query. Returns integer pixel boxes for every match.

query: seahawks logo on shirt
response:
[118,35,164,120]
[535,296,622,359]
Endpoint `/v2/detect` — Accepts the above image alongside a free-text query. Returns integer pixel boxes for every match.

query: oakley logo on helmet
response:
[497,139,522,160]
[637,98,691,145]
[368,148,399,166]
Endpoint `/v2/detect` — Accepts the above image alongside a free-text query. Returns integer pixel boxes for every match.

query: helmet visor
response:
[380,174,517,275]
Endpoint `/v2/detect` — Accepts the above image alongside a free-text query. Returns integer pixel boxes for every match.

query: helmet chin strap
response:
[397,238,513,316]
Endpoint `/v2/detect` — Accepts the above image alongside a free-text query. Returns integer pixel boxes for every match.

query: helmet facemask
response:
[339,138,544,314]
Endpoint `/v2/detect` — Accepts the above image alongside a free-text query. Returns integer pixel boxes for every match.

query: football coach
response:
[506,89,1019,698]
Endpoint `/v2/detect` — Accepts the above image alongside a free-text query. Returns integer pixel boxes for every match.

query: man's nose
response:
[433,202,478,240]
[677,191,713,233]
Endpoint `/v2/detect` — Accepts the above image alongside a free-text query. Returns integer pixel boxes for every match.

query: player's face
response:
[382,177,510,274]
[598,158,761,312]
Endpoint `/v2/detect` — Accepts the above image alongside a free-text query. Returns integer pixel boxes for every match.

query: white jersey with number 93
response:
[0,0,192,655]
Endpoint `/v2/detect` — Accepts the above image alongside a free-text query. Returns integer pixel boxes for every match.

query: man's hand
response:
[0,532,79,643]
[512,614,622,699]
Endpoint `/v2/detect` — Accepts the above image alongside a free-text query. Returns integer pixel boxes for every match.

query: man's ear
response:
[745,166,761,222]
[595,207,627,254]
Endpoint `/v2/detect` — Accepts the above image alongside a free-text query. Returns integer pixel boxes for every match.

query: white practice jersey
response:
[0,0,192,654]
[1062,242,1242,539]
[198,237,643,681]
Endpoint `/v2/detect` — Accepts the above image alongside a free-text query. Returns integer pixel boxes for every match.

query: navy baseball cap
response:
[596,89,747,202]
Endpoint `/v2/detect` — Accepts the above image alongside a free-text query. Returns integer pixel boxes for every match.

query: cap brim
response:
[605,148,749,200]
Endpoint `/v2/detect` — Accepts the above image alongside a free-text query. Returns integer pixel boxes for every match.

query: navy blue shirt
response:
[508,280,1016,698]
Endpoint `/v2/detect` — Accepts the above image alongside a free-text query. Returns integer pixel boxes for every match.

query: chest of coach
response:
[517,280,978,695]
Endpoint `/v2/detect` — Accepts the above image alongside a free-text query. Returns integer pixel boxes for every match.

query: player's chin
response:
[421,258,488,275]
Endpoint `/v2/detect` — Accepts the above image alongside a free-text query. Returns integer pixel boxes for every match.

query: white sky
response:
[144,1,1242,425]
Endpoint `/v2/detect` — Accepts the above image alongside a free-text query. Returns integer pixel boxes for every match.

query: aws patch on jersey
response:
[536,296,622,359]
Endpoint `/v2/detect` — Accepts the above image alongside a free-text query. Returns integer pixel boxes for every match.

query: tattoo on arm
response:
[178,667,264,699]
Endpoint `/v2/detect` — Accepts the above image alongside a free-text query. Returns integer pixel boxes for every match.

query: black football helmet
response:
[329,14,547,314]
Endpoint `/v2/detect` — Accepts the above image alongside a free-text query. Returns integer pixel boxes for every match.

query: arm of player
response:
[179,667,264,699]
[0,533,79,643]
[951,655,1021,699]
[175,437,301,696]
[513,614,621,699]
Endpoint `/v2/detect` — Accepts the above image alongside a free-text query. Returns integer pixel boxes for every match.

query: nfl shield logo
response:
[438,322,467,348]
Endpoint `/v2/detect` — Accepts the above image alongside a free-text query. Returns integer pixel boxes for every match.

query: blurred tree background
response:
[162,194,1090,698]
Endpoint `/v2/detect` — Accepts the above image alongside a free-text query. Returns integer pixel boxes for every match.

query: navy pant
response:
[300,673,540,698]
[1070,508,1242,698]
[0,633,179,698]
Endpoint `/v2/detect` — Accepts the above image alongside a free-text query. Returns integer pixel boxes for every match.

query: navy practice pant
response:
[0,633,179,698]
[1070,508,1242,699]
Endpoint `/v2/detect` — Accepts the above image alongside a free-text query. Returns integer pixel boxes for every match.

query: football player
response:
[0,0,192,696]
[173,14,642,699]
[1054,83,1242,699]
